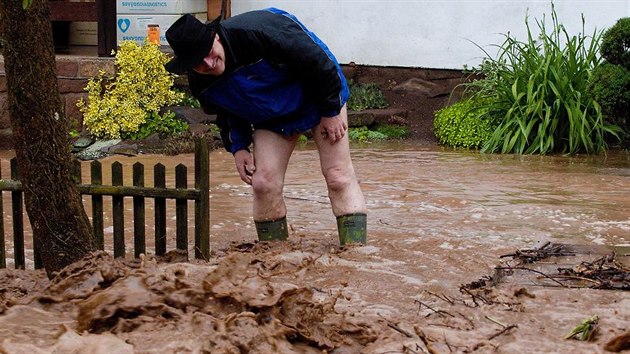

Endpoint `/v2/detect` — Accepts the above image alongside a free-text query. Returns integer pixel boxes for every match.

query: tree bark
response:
[0,0,97,277]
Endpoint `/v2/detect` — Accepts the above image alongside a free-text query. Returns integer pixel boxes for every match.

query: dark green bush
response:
[590,17,630,149]
[587,62,630,124]
[433,99,497,149]
[600,17,630,70]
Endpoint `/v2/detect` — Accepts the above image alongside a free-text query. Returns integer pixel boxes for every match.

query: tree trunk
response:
[0,0,96,277]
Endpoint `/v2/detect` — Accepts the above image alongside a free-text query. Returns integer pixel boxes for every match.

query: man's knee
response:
[251,171,283,197]
[323,167,355,192]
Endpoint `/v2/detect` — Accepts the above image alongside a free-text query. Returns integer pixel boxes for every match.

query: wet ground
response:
[1,141,629,353]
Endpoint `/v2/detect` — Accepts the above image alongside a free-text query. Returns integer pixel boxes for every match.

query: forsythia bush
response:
[77,41,184,139]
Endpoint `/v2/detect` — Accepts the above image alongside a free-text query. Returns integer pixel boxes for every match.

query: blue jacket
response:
[189,8,350,154]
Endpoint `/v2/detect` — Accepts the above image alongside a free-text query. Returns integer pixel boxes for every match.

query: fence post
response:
[10,158,24,269]
[112,162,125,258]
[175,164,188,260]
[133,162,146,258]
[154,163,166,256]
[195,140,209,260]
[91,161,104,249]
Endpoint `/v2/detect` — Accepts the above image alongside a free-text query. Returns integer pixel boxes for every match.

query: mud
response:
[1,142,630,353]
[0,240,628,353]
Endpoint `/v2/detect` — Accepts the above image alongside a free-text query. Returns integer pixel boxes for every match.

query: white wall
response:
[231,0,629,69]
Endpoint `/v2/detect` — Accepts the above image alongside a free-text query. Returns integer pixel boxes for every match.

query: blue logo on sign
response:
[118,18,131,33]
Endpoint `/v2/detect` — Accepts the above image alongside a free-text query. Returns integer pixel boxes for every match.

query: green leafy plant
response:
[587,63,630,122]
[173,88,201,108]
[348,126,387,142]
[373,124,409,139]
[600,17,630,70]
[587,18,630,149]
[347,80,389,111]
[77,41,184,139]
[463,4,620,154]
[123,111,189,140]
[434,98,497,149]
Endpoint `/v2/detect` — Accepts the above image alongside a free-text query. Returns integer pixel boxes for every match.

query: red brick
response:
[56,60,79,77]
[58,77,89,94]
[79,59,115,78]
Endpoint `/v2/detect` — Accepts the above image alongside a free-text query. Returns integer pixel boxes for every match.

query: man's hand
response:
[319,114,348,144]
[234,149,255,185]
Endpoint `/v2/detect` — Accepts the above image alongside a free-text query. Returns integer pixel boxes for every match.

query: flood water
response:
[210,141,630,252]
[1,142,629,353]
[1,141,629,267]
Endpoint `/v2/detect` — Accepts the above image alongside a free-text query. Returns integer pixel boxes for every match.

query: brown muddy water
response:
[0,141,629,353]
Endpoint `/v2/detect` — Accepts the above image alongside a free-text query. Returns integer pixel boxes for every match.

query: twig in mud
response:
[405,344,432,354]
[494,266,567,287]
[377,218,409,231]
[311,286,325,293]
[485,315,507,328]
[426,291,454,305]
[488,324,518,340]
[387,322,414,338]
[414,326,440,354]
[415,300,455,318]
[499,241,575,263]
[458,312,475,330]
[444,333,453,353]
[459,287,492,306]
[401,345,420,354]
[549,274,605,287]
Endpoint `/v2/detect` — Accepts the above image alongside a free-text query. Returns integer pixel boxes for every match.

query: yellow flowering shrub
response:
[77,41,184,139]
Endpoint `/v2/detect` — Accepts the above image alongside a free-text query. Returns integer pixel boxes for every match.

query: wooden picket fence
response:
[0,140,209,269]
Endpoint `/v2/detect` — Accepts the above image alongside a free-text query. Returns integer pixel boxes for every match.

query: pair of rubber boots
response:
[255,213,367,245]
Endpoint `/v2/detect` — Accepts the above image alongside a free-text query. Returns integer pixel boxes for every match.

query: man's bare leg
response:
[250,129,297,240]
[313,106,367,244]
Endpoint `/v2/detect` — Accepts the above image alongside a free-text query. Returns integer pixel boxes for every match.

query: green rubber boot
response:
[337,213,367,245]
[255,217,289,241]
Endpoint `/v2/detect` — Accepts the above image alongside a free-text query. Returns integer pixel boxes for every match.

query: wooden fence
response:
[0,140,209,269]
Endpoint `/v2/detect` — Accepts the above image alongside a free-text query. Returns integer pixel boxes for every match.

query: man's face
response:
[193,35,225,75]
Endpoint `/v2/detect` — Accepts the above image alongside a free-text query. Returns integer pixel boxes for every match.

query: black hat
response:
[165,14,220,74]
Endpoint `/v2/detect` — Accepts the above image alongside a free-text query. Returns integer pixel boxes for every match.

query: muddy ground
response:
[0,239,628,353]
[1,67,629,353]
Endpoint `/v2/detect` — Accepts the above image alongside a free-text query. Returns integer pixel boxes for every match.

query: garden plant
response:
[586,17,630,149]
[434,98,496,149]
[449,4,621,154]
[77,41,186,140]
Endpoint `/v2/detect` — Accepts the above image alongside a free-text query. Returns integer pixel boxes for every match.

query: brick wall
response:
[0,55,115,132]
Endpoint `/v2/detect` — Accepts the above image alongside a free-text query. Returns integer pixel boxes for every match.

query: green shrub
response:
[122,111,189,140]
[347,80,388,111]
[463,4,620,154]
[587,62,630,124]
[373,124,410,139]
[348,126,387,142]
[173,88,201,108]
[600,17,630,70]
[434,99,497,149]
[588,17,630,149]
[77,41,184,139]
